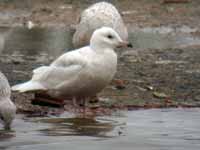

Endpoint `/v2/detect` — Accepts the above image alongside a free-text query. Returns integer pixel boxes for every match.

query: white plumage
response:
[12,27,130,103]
[73,2,128,48]
[0,71,16,130]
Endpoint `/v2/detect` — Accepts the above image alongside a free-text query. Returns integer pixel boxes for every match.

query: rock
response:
[13,70,29,75]
[120,50,141,63]
[145,85,154,91]
[153,91,168,98]
[11,57,25,65]
[26,21,35,30]
[136,86,147,92]
[113,79,127,90]
[155,60,187,65]
[164,99,173,104]
[121,10,137,15]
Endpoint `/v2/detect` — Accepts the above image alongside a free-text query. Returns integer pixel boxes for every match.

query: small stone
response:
[155,60,187,65]
[145,85,154,90]
[118,130,123,136]
[88,103,100,109]
[120,50,141,63]
[153,92,168,98]
[26,21,35,29]
[113,79,126,90]
[11,57,24,65]
[137,86,147,91]
[121,10,137,15]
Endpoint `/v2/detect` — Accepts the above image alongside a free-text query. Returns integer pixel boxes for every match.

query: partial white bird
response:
[0,71,16,130]
[73,2,128,48]
[12,27,131,105]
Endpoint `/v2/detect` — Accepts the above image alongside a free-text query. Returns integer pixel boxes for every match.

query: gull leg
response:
[72,97,82,114]
[83,97,87,117]
[72,97,77,107]
[84,97,88,107]
[78,97,87,117]
[79,97,86,107]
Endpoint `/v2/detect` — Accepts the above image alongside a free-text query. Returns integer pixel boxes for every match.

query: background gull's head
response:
[90,27,132,50]
[0,100,16,130]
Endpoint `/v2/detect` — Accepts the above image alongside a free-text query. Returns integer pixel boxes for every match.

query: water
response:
[0,26,74,60]
[129,26,200,49]
[0,108,200,150]
[1,25,200,58]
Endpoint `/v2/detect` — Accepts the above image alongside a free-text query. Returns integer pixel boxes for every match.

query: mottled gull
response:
[0,71,16,130]
[73,2,128,48]
[12,27,131,105]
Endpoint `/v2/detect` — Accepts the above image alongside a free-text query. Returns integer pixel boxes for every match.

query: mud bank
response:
[0,0,200,113]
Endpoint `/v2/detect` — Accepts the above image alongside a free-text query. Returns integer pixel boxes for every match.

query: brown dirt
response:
[0,0,200,28]
[1,0,200,115]
[2,45,200,116]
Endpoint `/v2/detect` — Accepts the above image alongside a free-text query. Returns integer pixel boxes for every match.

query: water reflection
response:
[2,27,74,57]
[129,26,200,49]
[36,117,119,138]
[0,109,200,150]
[0,27,11,54]
[0,129,15,141]
[0,25,200,58]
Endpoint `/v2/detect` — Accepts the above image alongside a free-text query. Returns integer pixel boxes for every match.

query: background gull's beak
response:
[127,42,133,48]
[117,41,133,48]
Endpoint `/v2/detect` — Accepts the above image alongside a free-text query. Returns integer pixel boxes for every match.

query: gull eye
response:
[107,34,114,39]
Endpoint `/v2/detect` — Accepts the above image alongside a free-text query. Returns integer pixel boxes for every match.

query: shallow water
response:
[0,25,200,58]
[1,26,74,57]
[129,26,200,49]
[0,108,200,150]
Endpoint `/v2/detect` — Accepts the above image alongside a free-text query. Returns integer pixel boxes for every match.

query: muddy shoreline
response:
[1,45,200,115]
[0,0,200,114]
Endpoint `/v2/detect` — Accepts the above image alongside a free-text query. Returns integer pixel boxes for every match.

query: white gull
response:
[12,27,131,104]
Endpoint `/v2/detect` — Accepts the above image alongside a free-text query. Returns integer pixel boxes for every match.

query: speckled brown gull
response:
[73,2,128,48]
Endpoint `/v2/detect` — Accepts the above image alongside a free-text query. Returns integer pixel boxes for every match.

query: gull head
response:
[90,27,132,50]
[0,100,16,130]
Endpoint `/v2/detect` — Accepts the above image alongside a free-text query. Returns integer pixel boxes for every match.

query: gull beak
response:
[117,41,133,48]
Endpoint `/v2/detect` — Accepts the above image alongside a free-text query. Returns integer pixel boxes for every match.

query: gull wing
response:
[32,49,88,90]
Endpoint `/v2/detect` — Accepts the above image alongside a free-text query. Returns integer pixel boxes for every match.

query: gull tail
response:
[11,81,46,93]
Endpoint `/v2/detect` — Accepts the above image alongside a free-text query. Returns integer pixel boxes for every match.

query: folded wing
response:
[12,49,88,93]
